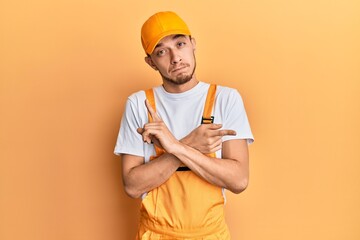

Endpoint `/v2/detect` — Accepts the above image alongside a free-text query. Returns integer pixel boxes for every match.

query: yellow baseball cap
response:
[141,11,191,54]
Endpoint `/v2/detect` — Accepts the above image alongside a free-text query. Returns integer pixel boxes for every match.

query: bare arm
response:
[121,153,181,198]
[169,139,249,194]
[121,100,239,198]
[121,125,237,198]
[140,100,249,194]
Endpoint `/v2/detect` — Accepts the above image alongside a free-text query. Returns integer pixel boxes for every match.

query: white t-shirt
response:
[114,82,254,162]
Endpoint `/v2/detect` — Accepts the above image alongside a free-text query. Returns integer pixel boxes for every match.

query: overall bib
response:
[136,84,231,240]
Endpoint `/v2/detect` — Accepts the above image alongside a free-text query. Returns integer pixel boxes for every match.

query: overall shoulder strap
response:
[202,84,217,158]
[145,88,156,123]
[144,88,164,157]
[202,84,217,124]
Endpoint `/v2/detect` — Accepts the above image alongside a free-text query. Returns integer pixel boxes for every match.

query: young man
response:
[114,11,254,240]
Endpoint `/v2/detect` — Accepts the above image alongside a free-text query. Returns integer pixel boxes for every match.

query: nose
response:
[170,49,182,65]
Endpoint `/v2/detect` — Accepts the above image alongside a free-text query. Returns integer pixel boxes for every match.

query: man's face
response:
[146,34,196,85]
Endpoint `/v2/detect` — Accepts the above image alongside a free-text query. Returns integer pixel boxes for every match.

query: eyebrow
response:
[154,34,187,50]
[173,34,186,40]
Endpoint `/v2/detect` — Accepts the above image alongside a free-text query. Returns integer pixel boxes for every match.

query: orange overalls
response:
[137,84,231,240]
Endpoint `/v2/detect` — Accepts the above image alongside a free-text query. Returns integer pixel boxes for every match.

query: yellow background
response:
[1,0,359,239]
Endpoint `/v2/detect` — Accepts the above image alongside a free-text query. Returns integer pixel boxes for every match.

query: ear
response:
[190,37,196,51]
[145,56,158,71]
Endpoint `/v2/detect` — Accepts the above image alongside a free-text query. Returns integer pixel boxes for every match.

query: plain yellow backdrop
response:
[1,1,359,239]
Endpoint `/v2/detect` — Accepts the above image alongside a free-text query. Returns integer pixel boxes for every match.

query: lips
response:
[171,65,188,73]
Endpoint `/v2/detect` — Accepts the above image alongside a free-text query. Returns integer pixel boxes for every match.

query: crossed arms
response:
[121,100,249,198]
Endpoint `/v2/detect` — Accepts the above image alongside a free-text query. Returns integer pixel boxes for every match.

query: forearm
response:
[170,142,249,193]
[136,103,248,194]
[123,153,181,198]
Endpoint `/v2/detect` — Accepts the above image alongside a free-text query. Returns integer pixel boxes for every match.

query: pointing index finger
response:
[219,129,237,136]
[145,99,161,122]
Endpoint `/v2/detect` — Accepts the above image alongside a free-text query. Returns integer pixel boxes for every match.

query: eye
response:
[156,49,167,57]
[177,42,186,47]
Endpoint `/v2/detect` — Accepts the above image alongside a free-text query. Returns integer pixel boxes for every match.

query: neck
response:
[162,76,199,93]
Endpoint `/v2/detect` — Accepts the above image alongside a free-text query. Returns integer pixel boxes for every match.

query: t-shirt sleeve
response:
[114,98,145,156]
[221,89,254,144]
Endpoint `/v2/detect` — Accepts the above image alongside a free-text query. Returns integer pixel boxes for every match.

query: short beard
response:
[161,60,196,86]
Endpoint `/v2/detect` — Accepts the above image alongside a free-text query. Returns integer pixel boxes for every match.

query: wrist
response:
[167,140,185,155]
[161,152,183,166]
[179,136,190,146]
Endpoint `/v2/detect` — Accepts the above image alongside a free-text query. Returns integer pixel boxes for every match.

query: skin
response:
[145,34,198,93]
[121,34,249,198]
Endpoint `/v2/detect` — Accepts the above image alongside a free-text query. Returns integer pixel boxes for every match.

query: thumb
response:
[137,128,144,134]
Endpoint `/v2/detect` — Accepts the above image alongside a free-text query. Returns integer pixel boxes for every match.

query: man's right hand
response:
[181,124,236,154]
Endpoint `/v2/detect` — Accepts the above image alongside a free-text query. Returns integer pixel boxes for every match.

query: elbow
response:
[231,177,249,194]
[124,185,142,199]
